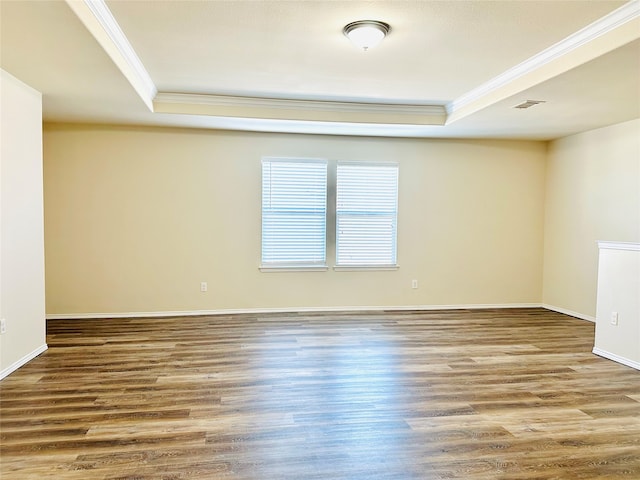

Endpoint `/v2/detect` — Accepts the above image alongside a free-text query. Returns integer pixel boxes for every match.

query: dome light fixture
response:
[343,20,390,51]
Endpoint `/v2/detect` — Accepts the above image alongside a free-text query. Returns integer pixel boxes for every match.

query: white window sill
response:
[333,265,399,271]
[260,265,329,272]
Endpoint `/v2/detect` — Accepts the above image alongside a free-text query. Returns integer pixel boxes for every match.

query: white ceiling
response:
[1,0,639,140]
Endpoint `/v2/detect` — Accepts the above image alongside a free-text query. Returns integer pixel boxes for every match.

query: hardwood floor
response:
[1,308,639,479]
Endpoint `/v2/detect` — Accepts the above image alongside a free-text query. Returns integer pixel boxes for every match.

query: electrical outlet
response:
[411,279,418,289]
[200,282,208,292]
[0,318,6,334]
[610,311,618,326]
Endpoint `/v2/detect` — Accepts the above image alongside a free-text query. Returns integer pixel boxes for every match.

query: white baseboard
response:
[0,344,48,380]
[542,304,595,322]
[592,347,640,371]
[46,303,543,320]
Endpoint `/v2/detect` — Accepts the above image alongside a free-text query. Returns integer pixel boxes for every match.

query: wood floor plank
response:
[1,308,639,479]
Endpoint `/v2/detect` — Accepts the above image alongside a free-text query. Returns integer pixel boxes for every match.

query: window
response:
[335,162,399,268]
[260,159,399,271]
[261,158,328,269]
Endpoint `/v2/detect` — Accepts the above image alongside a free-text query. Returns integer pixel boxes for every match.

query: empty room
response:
[1,0,639,478]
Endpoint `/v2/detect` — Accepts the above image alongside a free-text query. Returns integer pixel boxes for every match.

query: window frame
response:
[259,158,399,273]
[260,157,329,272]
[334,161,399,271]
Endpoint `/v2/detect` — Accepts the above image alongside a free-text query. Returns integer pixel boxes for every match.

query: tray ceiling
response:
[1,0,638,139]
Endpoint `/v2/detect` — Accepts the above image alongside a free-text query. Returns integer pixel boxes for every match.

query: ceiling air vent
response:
[513,100,546,109]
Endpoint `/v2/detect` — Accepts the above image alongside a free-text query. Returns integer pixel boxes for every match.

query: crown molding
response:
[64,0,637,134]
[62,0,446,128]
[598,241,640,251]
[153,93,447,126]
[65,0,157,110]
[447,0,640,123]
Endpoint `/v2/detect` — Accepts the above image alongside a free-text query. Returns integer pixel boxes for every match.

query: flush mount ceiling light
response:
[343,20,390,51]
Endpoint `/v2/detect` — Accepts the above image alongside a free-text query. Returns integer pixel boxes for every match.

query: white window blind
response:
[336,162,399,267]
[261,158,327,268]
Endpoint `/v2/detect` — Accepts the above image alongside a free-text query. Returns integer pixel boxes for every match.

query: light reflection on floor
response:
[238,316,420,478]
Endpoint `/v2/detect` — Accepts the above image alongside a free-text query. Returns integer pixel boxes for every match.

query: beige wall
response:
[543,119,640,320]
[43,125,546,316]
[0,70,46,378]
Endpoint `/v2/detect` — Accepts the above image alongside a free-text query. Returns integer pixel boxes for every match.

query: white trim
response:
[337,160,400,168]
[154,93,447,125]
[592,347,640,371]
[262,156,328,165]
[0,344,48,380]
[64,0,157,110]
[259,266,329,272]
[542,304,596,322]
[333,265,399,271]
[155,93,446,116]
[46,303,542,320]
[597,241,640,252]
[447,1,640,121]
